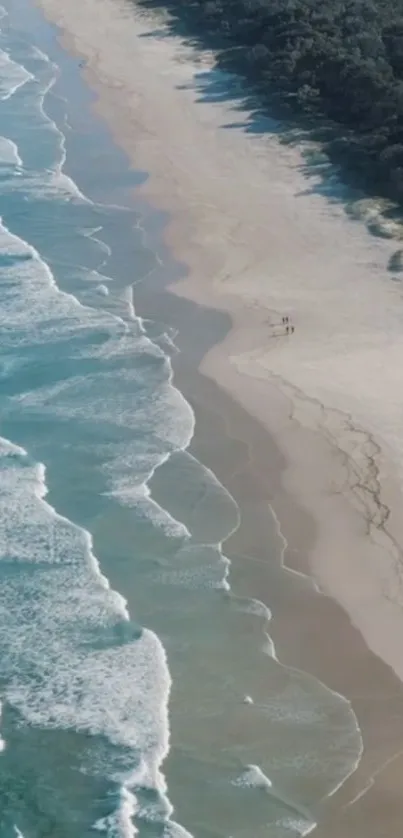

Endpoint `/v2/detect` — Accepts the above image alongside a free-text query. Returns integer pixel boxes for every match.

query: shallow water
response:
[0,2,362,836]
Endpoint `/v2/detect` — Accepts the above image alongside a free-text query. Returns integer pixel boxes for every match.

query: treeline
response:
[135,0,403,206]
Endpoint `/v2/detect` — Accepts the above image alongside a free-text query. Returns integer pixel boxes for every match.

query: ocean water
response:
[0,2,363,837]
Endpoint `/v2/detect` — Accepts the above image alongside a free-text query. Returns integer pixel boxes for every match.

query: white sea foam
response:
[0,213,194,563]
[236,596,272,622]
[94,786,138,837]
[234,766,316,834]
[29,44,52,64]
[0,219,102,348]
[0,48,32,99]
[106,480,191,540]
[163,822,194,838]
[10,45,129,212]
[13,366,193,447]
[0,49,197,833]
[0,124,192,838]
[0,136,22,167]
[275,816,317,837]
[0,440,172,811]
[0,44,195,552]
[37,82,92,204]
[0,41,195,493]
[0,44,91,202]
[0,700,5,752]
[234,764,273,790]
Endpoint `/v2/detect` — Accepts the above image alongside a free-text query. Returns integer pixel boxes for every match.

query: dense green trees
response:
[136,0,403,205]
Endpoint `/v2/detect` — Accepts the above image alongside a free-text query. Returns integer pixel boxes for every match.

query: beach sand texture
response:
[31,0,403,831]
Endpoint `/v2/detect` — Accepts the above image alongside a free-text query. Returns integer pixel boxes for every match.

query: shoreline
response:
[27,0,403,832]
[135,252,403,836]
[38,0,403,684]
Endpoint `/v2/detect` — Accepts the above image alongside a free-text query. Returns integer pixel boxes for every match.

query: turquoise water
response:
[0,2,362,837]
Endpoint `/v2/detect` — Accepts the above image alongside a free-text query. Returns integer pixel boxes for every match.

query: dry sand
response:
[30,0,403,830]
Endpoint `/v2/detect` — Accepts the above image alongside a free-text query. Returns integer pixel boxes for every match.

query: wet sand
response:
[136,262,403,837]
[31,0,403,831]
[32,0,403,678]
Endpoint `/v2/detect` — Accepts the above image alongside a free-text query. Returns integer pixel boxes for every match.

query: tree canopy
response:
[135,0,403,205]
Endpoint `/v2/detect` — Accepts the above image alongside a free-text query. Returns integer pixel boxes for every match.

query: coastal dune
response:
[29,0,403,831]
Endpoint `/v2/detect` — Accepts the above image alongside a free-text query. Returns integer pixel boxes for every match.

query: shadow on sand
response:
[132,0,403,275]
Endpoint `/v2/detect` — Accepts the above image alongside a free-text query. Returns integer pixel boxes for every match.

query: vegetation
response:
[135,0,403,206]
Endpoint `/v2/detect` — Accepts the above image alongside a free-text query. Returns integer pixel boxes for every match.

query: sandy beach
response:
[29,0,403,831]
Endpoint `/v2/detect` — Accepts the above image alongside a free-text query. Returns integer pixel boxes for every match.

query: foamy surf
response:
[94,786,138,837]
[0,31,193,838]
[0,135,21,166]
[0,47,32,99]
[233,765,316,835]
[234,764,273,790]
[0,700,6,752]
[0,436,176,833]
[0,27,203,838]
[0,225,192,835]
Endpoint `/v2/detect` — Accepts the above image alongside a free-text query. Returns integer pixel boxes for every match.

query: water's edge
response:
[4,1,399,836]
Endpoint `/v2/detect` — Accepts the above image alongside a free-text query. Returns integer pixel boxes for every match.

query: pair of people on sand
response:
[281,315,294,334]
